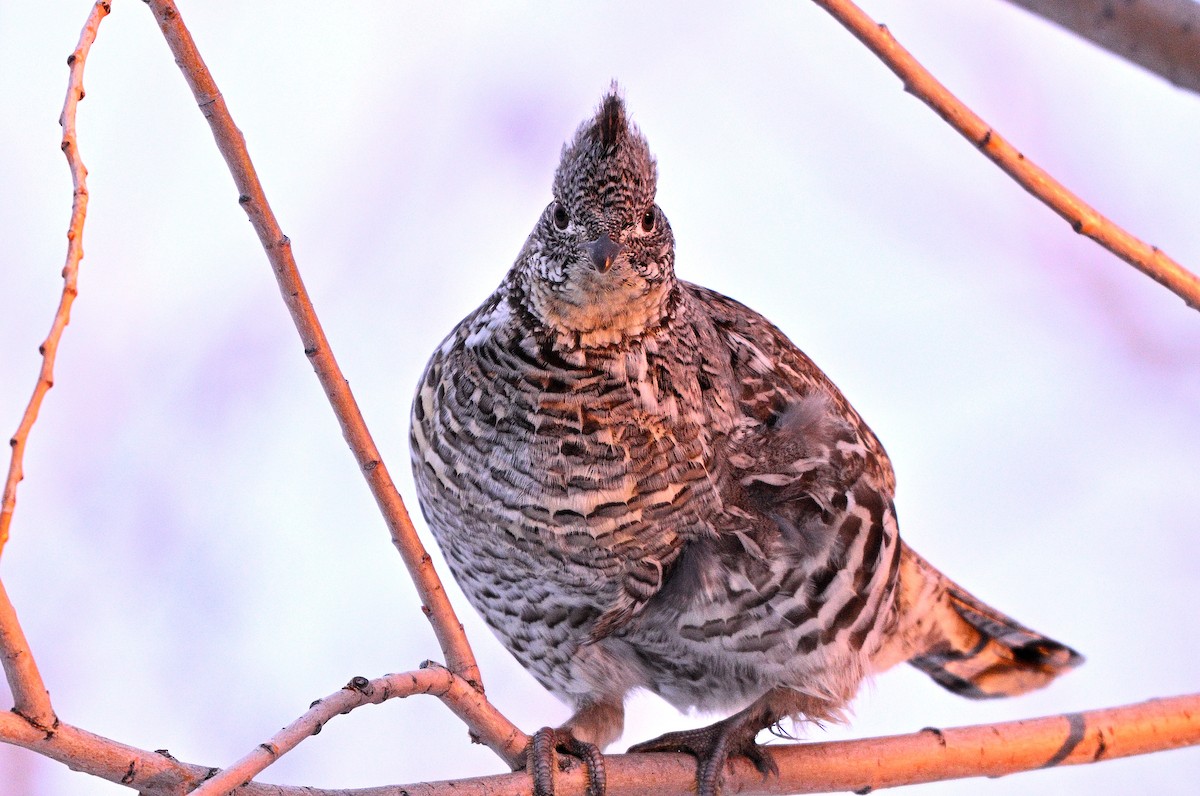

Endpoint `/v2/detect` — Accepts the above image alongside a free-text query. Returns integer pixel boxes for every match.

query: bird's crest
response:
[553,87,657,221]
[595,92,626,151]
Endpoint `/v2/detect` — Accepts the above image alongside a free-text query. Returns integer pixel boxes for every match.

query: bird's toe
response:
[629,716,776,796]
[523,726,606,796]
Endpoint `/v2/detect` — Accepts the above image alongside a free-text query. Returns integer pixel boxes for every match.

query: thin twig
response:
[191,665,529,795]
[0,0,110,555]
[1001,0,1200,95]
[140,0,484,694]
[811,0,1200,311]
[0,0,111,731]
[2,691,1197,795]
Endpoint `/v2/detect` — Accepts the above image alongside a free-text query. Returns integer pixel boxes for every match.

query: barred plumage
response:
[409,90,1081,796]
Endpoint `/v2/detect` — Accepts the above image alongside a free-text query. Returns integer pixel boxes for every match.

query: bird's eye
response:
[641,207,657,233]
[552,203,570,230]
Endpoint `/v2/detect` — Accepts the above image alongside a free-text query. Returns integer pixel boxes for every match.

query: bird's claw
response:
[629,717,777,796]
[524,726,606,796]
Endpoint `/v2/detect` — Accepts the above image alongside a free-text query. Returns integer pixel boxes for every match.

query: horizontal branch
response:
[811,0,1200,311]
[4,690,1196,794]
[1001,0,1200,95]
[388,692,1200,795]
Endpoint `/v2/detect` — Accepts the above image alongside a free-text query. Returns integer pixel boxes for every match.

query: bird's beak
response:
[586,233,623,273]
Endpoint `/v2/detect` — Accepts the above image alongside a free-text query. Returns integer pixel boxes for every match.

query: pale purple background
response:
[1,2,1198,794]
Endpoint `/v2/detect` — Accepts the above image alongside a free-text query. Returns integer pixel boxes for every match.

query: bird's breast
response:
[411,326,722,567]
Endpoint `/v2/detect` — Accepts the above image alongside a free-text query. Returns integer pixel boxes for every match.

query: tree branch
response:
[1000,0,1200,95]
[811,0,1200,311]
[190,665,529,796]
[0,580,54,733]
[0,711,205,796]
[0,0,113,734]
[463,694,1200,795]
[0,0,110,557]
[3,688,1195,795]
[367,693,1200,794]
[139,0,484,693]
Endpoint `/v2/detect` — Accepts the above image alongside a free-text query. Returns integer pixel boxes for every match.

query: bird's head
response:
[515,89,677,347]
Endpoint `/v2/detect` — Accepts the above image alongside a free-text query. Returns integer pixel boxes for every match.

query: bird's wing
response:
[690,279,895,534]
[646,284,902,651]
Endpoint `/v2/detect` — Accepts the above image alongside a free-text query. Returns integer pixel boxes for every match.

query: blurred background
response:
[1,1,1198,793]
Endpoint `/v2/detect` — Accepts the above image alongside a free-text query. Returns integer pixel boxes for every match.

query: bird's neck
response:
[521,277,680,350]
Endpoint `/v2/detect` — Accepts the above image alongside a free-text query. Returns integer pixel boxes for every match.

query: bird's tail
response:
[879,544,1083,699]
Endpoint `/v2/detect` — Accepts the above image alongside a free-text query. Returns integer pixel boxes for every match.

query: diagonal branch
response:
[1000,0,1200,96]
[0,0,112,733]
[0,580,55,732]
[811,0,1200,311]
[190,665,529,796]
[139,0,484,694]
[0,711,204,796]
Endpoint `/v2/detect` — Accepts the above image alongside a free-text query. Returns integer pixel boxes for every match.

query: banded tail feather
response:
[892,544,1083,699]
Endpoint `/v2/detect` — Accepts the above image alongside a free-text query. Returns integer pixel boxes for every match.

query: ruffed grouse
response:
[409,89,1081,796]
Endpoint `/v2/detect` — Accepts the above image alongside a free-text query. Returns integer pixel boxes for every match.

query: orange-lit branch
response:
[0,0,109,555]
[0,0,112,734]
[811,0,1200,311]
[392,693,1200,795]
[1,689,1195,795]
[140,0,484,694]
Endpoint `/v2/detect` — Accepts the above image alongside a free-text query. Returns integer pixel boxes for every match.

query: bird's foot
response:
[628,714,777,796]
[523,726,606,796]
